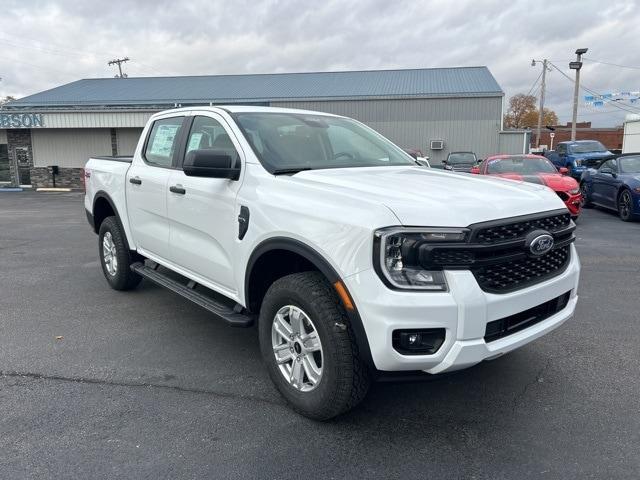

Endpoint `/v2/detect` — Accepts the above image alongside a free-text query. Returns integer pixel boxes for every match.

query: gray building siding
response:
[271,96,503,163]
[32,128,112,168]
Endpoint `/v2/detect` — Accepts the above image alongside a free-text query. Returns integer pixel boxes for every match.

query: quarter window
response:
[144,117,184,167]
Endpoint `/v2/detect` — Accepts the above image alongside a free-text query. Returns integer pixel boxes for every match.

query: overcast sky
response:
[1,0,639,127]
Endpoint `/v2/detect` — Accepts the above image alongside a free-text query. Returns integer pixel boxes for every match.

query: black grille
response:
[472,245,571,293]
[556,191,569,201]
[475,212,571,244]
[485,291,571,342]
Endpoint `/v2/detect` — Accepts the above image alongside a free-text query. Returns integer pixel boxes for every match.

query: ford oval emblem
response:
[527,232,555,256]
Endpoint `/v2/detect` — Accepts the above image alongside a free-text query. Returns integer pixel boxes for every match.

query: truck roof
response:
[153,105,344,117]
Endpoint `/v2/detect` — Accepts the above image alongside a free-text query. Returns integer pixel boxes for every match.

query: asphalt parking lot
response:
[1,191,639,479]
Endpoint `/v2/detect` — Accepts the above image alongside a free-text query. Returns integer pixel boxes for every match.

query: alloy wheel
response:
[102,231,118,276]
[271,305,323,392]
[619,191,632,220]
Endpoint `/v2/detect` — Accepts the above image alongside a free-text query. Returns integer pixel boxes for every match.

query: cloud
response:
[1,0,638,126]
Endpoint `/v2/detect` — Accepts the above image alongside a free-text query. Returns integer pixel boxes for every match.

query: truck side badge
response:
[238,206,250,240]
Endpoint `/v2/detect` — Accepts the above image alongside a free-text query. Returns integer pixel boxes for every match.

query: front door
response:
[166,114,244,294]
[126,115,185,260]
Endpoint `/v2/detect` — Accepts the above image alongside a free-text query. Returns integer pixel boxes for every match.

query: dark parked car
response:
[580,153,640,221]
[443,151,477,172]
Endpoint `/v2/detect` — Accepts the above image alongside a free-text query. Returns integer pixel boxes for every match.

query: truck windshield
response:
[569,141,607,154]
[447,153,476,164]
[232,112,415,173]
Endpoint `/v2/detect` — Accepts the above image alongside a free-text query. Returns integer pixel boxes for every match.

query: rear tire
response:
[258,271,370,420]
[98,216,142,290]
[617,189,635,222]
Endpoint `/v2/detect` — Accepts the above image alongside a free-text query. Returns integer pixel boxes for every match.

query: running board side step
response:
[131,262,255,327]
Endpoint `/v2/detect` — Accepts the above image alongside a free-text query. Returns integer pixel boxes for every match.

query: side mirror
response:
[470,166,480,174]
[559,167,569,175]
[415,158,430,167]
[183,149,240,179]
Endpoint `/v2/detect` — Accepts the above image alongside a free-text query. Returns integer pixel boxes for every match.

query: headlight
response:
[569,187,580,194]
[374,228,468,291]
[574,159,582,167]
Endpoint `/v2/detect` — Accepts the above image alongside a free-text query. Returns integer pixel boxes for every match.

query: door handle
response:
[129,177,142,185]
[169,185,186,195]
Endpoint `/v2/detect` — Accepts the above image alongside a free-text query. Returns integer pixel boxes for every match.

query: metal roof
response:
[5,67,503,109]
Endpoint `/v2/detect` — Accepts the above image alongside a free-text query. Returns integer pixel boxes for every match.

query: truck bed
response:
[91,156,133,163]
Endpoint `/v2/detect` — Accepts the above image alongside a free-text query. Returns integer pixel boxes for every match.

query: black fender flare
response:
[92,191,133,251]
[245,237,374,368]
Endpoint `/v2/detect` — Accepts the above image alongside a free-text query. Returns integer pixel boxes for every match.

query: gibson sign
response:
[0,113,45,128]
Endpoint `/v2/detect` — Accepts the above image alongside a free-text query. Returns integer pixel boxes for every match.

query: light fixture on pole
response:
[569,48,588,141]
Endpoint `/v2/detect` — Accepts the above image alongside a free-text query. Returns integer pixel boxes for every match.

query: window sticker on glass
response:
[149,125,180,157]
[187,132,203,152]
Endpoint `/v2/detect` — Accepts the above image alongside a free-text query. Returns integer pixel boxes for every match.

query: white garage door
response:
[32,129,112,168]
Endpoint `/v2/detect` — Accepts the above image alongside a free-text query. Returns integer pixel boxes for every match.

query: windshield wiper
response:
[272,167,313,175]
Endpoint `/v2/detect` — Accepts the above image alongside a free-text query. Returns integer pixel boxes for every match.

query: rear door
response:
[126,114,186,259]
[166,113,244,294]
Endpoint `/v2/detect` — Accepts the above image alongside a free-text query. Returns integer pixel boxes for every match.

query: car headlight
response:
[374,228,468,291]
[569,187,580,194]
[574,159,582,167]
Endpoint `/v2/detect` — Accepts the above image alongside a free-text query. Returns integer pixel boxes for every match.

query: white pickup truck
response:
[84,106,580,419]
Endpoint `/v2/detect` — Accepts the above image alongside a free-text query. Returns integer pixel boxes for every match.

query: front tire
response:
[618,189,634,222]
[259,272,370,420]
[580,182,593,208]
[98,216,142,290]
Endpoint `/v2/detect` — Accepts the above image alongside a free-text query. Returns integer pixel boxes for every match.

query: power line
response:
[548,62,640,115]
[526,69,543,96]
[583,57,640,70]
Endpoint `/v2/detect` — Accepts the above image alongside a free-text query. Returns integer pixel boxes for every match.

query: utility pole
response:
[569,48,588,141]
[531,59,549,148]
[108,57,130,78]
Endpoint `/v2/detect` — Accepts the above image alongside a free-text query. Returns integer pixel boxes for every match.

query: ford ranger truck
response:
[545,140,614,180]
[84,106,580,420]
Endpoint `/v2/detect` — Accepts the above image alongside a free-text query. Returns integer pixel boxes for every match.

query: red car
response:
[472,154,581,217]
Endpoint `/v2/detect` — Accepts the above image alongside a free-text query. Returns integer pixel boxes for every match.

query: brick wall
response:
[30,166,84,189]
[532,124,624,151]
[6,129,33,186]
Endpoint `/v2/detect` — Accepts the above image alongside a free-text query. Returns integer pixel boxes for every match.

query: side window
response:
[185,116,240,165]
[144,117,184,167]
[599,159,615,172]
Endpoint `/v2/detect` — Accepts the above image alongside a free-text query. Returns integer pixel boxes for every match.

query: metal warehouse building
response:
[0,67,528,188]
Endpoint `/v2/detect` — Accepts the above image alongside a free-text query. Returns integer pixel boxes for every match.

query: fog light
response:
[393,329,445,355]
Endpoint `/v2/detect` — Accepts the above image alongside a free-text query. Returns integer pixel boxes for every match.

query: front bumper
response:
[564,193,582,216]
[344,244,580,373]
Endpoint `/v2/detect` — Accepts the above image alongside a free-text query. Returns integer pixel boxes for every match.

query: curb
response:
[0,187,24,192]
[36,188,73,192]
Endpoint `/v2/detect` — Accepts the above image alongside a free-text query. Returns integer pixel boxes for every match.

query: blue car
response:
[545,140,615,180]
[580,153,640,221]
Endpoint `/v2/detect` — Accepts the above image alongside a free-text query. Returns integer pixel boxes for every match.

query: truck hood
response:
[573,151,615,168]
[291,166,566,227]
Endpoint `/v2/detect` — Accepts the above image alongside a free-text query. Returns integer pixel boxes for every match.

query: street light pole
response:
[570,48,588,141]
[532,59,548,148]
